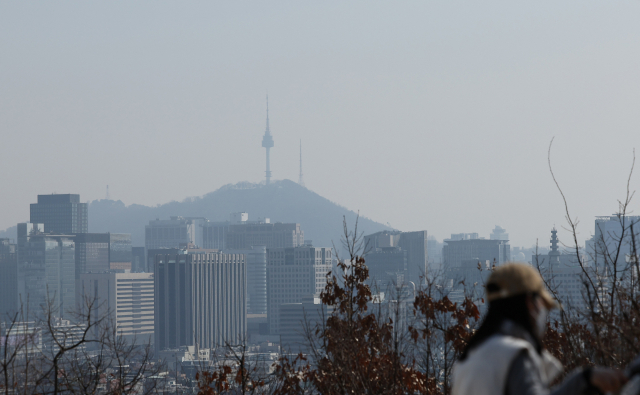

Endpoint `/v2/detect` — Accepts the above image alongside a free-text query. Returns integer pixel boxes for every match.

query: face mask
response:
[535,304,548,339]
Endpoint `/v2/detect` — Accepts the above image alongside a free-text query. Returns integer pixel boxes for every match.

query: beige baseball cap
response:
[486,263,558,309]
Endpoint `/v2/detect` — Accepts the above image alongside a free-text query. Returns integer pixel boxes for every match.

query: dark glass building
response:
[74,233,133,277]
[0,238,18,321]
[132,247,146,272]
[74,233,110,277]
[17,223,76,319]
[30,194,88,234]
[154,252,246,351]
[109,233,132,269]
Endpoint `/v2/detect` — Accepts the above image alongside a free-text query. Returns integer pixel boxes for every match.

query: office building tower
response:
[427,236,444,271]
[266,246,332,335]
[203,214,303,251]
[365,247,407,288]
[73,233,133,277]
[227,222,304,250]
[225,246,267,314]
[78,272,154,343]
[364,230,428,287]
[147,245,218,274]
[17,223,75,319]
[132,247,146,272]
[30,194,88,234]
[109,233,132,270]
[154,252,246,351]
[279,295,328,354]
[397,231,428,286]
[0,239,18,321]
[202,221,230,250]
[74,233,110,277]
[145,217,206,251]
[443,237,510,269]
[593,215,640,267]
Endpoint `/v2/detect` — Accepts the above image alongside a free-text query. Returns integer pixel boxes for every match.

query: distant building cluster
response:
[0,188,627,378]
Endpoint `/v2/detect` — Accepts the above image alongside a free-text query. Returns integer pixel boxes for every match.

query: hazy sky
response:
[2,1,640,247]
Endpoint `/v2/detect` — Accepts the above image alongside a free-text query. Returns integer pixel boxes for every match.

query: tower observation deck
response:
[262,96,274,185]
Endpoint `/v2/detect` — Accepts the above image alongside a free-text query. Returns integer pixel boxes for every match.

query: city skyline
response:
[2,1,640,247]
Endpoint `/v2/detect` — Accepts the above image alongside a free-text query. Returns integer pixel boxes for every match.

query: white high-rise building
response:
[266,246,332,335]
[77,272,154,343]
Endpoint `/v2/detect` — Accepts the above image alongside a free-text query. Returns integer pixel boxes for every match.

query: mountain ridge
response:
[83,179,393,248]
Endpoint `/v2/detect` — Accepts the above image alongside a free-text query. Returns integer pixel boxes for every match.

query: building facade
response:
[365,247,407,288]
[279,296,328,354]
[78,272,154,343]
[592,215,640,267]
[0,239,18,321]
[266,246,332,334]
[17,223,76,319]
[202,221,230,250]
[227,222,304,250]
[364,230,428,287]
[154,252,246,351]
[74,233,110,277]
[533,229,590,311]
[145,217,205,251]
[225,246,267,315]
[443,238,510,269]
[74,233,133,277]
[109,233,133,269]
[30,194,88,234]
[132,247,146,272]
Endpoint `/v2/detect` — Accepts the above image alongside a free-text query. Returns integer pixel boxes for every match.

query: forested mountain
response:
[86,179,392,248]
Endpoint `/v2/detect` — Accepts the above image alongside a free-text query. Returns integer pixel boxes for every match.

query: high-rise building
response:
[77,271,154,343]
[0,238,18,321]
[202,221,230,250]
[74,233,110,277]
[132,247,146,272]
[145,217,206,251]
[225,246,267,315]
[364,247,407,288]
[532,229,589,311]
[443,237,510,269]
[397,231,428,286]
[154,252,246,351]
[227,222,304,250]
[364,230,428,286]
[74,233,133,277]
[279,296,328,354]
[30,194,88,234]
[109,233,132,270]
[266,246,332,334]
[592,215,640,267]
[427,236,444,272]
[17,223,76,319]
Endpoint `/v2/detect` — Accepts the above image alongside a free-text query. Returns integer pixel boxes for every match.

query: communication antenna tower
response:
[298,140,305,187]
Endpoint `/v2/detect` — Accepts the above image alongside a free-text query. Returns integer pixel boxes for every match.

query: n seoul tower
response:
[261,95,274,185]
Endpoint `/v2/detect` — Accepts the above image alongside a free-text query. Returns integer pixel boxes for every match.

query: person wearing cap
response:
[452,263,627,395]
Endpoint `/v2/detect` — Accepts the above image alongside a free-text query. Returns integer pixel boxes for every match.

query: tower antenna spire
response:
[106,185,110,200]
[298,140,305,187]
[261,95,274,185]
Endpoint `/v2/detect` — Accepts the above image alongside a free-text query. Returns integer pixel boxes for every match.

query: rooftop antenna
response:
[298,139,305,187]
[106,185,110,200]
[261,95,274,185]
